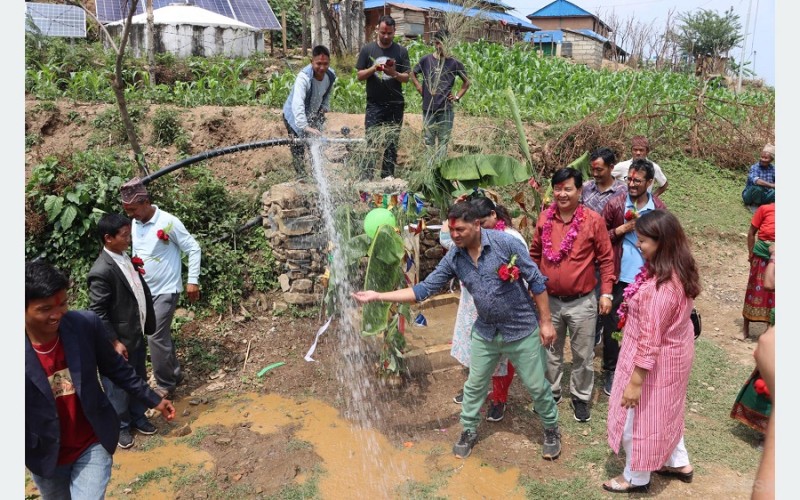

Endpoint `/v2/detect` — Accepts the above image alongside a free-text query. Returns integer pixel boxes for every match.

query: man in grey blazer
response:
[88,213,157,449]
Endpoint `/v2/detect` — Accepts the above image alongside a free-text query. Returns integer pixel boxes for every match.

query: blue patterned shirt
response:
[581,179,627,215]
[413,229,548,342]
[746,162,775,187]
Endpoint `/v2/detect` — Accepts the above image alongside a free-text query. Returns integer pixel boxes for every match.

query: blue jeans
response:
[101,341,149,430]
[31,442,112,500]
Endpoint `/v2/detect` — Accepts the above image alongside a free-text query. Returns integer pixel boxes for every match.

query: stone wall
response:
[262,181,448,308]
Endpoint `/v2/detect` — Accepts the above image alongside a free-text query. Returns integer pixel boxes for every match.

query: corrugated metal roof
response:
[526,29,562,43]
[365,0,539,30]
[570,28,607,43]
[528,0,592,19]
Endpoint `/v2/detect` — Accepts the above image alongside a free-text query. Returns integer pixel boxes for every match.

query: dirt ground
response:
[25,99,765,498]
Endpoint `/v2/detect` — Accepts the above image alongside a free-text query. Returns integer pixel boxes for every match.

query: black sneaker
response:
[118,428,134,449]
[133,420,157,435]
[453,430,479,459]
[572,398,591,422]
[604,371,615,397]
[486,402,506,422]
[542,426,562,459]
[453,390,463,404]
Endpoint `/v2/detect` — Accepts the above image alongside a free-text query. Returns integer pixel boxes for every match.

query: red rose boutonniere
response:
[156,222,173,243]
[624,208,639,221]
[131,255,146,275]
[498,254,520,282]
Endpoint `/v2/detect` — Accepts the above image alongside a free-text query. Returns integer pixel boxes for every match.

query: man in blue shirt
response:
[742,143,775,209]
[601,160,667,396]
[352,201,562,460]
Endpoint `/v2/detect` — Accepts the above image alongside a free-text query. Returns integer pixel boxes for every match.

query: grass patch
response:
[267,465,323,500]
[685,338,762,473]
[521,476,606,500]
[138,434,166,452]
[176,425,212,448]
[286,438,313,452]
[127,466,172,493]
[395,469,453,500]
[660,154,751,236]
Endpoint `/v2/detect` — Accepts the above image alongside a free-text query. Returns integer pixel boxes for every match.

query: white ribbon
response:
[304,315,333,362]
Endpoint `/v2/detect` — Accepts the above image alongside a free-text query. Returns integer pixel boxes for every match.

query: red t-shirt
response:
[752,203,775,242]
[32,337,99,465]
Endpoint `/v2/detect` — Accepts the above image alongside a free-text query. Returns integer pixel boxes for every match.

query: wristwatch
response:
[455,95,460,102]
[601,294,613,301]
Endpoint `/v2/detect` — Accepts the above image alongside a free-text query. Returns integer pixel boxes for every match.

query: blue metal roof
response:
[364,0,539,30]
[526,28,606,44]
[573,28,607,43]
[528,0,592,19]
[525,29,562,43]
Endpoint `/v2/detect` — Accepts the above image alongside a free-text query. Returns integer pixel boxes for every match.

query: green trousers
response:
[461,328,559,431]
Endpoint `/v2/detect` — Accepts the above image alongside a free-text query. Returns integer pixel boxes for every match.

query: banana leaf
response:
[438,154,529,193]
[361,225,405,336]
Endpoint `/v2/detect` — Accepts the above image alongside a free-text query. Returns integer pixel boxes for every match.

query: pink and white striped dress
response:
[607,273,695,471]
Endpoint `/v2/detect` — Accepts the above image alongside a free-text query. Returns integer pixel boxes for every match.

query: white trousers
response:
[622,408,690,485]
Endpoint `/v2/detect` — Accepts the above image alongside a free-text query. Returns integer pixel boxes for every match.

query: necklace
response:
[31,335,60,355]
[541,203,585,264]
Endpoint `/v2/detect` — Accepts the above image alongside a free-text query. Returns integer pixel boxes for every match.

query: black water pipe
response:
[140,130,363,185]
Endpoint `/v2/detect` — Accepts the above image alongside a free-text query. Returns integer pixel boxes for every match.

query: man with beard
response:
[601,159,667,396]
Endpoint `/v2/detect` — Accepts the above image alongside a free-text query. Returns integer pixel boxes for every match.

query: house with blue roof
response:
[524,0,626,68]
[361,0,539,45]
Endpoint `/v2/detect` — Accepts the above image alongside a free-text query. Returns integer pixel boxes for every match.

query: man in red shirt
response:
[530,168,615,422]
[25,260,175,498]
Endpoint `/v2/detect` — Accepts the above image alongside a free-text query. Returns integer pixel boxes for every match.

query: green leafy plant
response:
[151,107,187,147]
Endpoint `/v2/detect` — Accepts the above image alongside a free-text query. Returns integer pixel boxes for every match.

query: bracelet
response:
[601,294,613,301]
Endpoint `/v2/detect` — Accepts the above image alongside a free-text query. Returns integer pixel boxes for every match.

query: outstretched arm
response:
[352,288,417,304]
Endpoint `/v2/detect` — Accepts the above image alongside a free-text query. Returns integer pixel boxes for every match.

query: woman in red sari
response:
[603,210,701,493]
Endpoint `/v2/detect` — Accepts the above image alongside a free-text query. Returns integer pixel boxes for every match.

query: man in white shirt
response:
[120,178,202,399]
[88,213,158,449]
[611,136,668,198]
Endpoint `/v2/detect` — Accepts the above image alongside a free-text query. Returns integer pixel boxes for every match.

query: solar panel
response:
[26,2,87,38]
[95,0,279,30]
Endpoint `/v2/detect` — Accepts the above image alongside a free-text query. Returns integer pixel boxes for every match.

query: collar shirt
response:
[581,179,627,215]
[412,229,548,343]
[746,162,775,187]
[530,208,615,296]
[131,206,202,296]
[104,248,148,334]
[612,158,667,193]
[619,194,657,283]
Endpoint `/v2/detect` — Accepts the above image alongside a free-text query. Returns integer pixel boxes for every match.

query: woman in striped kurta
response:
[603,210,701,493]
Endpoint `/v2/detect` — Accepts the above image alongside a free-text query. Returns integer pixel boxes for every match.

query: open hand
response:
[352,291,380,304]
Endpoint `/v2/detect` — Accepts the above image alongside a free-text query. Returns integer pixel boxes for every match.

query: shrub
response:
[151,107,187,147]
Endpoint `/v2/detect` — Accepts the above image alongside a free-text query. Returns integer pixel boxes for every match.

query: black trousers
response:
[601,280,629,372]
[364,102,404,179]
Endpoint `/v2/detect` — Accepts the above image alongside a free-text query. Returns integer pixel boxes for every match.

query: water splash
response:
[307,139,404,495]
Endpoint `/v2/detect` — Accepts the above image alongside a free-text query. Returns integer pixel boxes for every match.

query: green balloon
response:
[363,208,397,238]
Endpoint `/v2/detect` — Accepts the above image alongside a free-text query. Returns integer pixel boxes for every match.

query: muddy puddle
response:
[25,393,527,499]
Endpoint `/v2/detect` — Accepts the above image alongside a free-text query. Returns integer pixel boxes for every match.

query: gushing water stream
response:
[307,139,403,495]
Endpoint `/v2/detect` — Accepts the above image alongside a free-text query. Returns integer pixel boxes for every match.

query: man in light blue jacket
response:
[282,45,336,177]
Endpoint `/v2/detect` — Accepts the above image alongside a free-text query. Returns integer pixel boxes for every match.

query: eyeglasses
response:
[624,176,647,186]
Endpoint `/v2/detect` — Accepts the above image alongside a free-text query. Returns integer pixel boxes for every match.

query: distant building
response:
[312,0,539,49]
[525,0,626,68]
[105,4,267,58]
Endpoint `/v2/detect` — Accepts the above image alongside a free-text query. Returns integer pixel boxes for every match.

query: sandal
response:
[602,477,650,493]
[656,466,694,483]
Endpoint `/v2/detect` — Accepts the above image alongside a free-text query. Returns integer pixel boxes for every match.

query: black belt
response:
[551,290,592,302]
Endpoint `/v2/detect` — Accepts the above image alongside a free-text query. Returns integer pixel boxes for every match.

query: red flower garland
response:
[541,203,585,264]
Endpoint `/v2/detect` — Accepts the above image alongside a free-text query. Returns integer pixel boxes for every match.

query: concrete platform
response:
[404,291,462,375]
